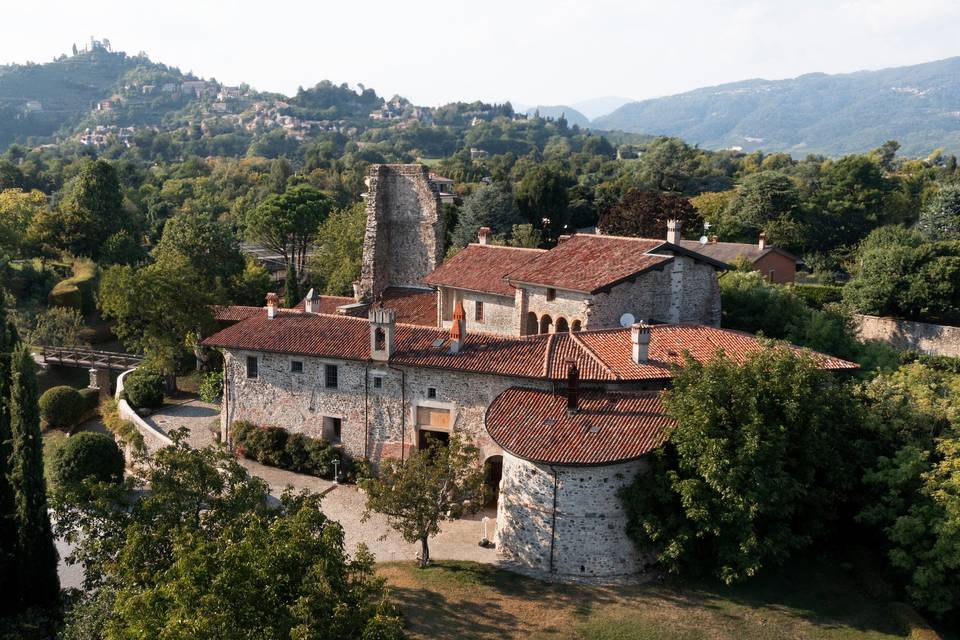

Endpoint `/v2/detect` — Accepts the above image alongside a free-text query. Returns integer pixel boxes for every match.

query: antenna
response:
[619,312,636,328]
[699,235,708,244]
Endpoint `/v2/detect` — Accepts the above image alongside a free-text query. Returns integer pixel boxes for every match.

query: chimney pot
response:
[478,227,492,245]
[304,288,320,313]
[352,280,362,302]
[266,292,279,319]
[758,233,767,251]
[710,235,718,244]
[666,219,681,244]
[631,322,651,364]
[566,360,580,414]
[369,306,396,361]
[449,300,467,354]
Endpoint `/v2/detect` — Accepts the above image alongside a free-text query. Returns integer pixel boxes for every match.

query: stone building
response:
[204,163,857,581]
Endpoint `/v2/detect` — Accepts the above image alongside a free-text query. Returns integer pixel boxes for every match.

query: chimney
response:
[666,219,681,244]
[478,226,492,245]
[449,300,466,354]
[631,322,650,364]
[352,280,362,302]
[758,233,767,251]
[369,306,396,361]
[304,288,320,314]
[566,360,580,415]
[266,292,279,319]
[710,235,719,244]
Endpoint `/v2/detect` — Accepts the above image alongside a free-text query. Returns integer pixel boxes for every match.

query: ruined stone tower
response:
[358,164,445,302]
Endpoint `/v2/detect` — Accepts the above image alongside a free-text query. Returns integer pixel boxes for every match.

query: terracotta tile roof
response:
[212,305,263,322]
[291,295,355,314]
[486,388,671,465]
[505,235,672,293]
[379,287,437,326]
[422,244,545,297]
[203,309,857,382]
[677,240,798,264]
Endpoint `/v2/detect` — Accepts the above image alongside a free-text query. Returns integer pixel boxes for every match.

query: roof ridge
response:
[569,332,619,380]
[541,333,556,377]
[466,243,548,253]
[565,233,665,244]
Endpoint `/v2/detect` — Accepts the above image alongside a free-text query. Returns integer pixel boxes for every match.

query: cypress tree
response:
[9,343,60,609]
[0,297,19,615]
[284,260,301,309]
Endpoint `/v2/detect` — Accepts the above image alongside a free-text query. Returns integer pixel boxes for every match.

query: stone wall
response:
[439,287,519,335]
[359,164,444,301]
[496,452,650,580]
[221,348,549,464]
[853,314,960,358]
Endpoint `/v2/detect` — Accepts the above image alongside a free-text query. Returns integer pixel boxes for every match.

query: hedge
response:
[792,283,844,310]
[48,259,98,313]
[123,369,165,409]
[231,420,363,480]
[79,387,100,413]
[49,431,124,488]
[39,385,85,429]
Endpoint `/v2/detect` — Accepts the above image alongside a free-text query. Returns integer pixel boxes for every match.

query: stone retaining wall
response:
[853,314,960,358]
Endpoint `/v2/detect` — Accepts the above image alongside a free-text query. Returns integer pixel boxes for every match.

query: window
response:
[373,376,383,389]
[323,416,342,443]
[246,356,258,379]
[546,288,556,301]
[768,269,776,282]
[325,364,338,389]
[475,301,484,322]
[427,387,437,399]
[290,360,303,374]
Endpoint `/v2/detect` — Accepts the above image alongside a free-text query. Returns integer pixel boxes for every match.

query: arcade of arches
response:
[525,312,583,335]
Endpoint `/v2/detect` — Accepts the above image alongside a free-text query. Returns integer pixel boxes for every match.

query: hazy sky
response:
[3,0,959,109]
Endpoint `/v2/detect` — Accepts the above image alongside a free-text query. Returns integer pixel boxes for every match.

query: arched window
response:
[539,314,553,334]
[555,317,569,332]
[525,312,538,336]
[374,327,386,351]
[571,319,582,332]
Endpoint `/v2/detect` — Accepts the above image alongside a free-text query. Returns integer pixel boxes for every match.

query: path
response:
[145,400,500,565]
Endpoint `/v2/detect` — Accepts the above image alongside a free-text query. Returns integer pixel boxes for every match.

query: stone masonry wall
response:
[496,453,649,580]
[221,348,548,464]
[359,164,444,301]
[439,288,516,336]
[853,314,960,358]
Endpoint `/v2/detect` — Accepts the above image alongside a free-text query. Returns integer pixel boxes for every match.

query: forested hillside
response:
[592,57,960,157]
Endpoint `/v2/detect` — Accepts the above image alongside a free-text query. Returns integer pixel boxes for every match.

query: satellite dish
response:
[699,235,708,244]
[619,312,636,327]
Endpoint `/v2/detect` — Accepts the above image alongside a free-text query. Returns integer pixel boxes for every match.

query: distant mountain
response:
[591,57,960,157]
[570,96,634,121]
[524,106,590,127]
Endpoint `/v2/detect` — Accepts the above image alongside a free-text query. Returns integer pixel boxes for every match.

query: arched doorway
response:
[571,319,582,332]
[539,314,553,334]
[555,317,569,332]
[483,455,503,507]
[525,311,538,336]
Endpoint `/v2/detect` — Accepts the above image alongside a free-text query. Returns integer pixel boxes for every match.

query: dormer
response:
[369,306,396,361]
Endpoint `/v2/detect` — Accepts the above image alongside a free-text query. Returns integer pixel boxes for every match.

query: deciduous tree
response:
[598,190,700,239]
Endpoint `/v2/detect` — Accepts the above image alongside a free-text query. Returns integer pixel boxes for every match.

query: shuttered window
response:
[416,406,451,429]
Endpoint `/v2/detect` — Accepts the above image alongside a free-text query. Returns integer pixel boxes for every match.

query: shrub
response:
[123,369,164,409]
[78,387,100,414]
[198,370,223,403]
[49,432,124,488]
[792,283,843,310]
[48,259,98,313]
[39,385,85,429]
[100,398,144,453]
[231,420,339,478]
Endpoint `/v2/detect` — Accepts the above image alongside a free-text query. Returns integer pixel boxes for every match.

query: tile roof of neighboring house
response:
[212,305,263,323]
[203,309,857,382]
[378,287,438,326]
[486,388,671,465]
[421,244,546,297]
[291,295,355,314]
[503,234,729,294]
[677,240,798,264]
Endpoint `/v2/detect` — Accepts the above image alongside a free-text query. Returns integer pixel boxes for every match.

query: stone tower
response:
[358,164,445,302]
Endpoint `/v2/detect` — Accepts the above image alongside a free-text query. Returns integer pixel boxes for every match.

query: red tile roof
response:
[292,295,355,314]
[505,235,672,293]
[203,309,857,382]
[677,240,798,264]
[379,287,437,326]
[213,305,263,322]
[486,388,671,465]
[422,244,545,297]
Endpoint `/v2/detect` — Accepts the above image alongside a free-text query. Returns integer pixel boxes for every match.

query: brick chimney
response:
[304,288,320,314]
[478,226,492,245]
[449,300,466,354]
[666,219,681,244]
[631,322,650,364]
[266,292,279,319]
[758,233,767,251]
[566,360,580,415]
[369,305,396,361]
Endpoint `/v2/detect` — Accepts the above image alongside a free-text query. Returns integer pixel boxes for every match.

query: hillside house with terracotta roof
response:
[678,233,799,284]
[203,164,856,581]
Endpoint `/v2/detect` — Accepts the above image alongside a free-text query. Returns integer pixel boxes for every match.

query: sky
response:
[2,0,960,114]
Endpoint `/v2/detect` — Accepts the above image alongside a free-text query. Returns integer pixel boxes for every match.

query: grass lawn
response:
[379,556,941,640]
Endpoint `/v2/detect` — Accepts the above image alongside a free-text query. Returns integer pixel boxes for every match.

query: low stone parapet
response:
[115,368,173,454]
[853,314,960,358]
